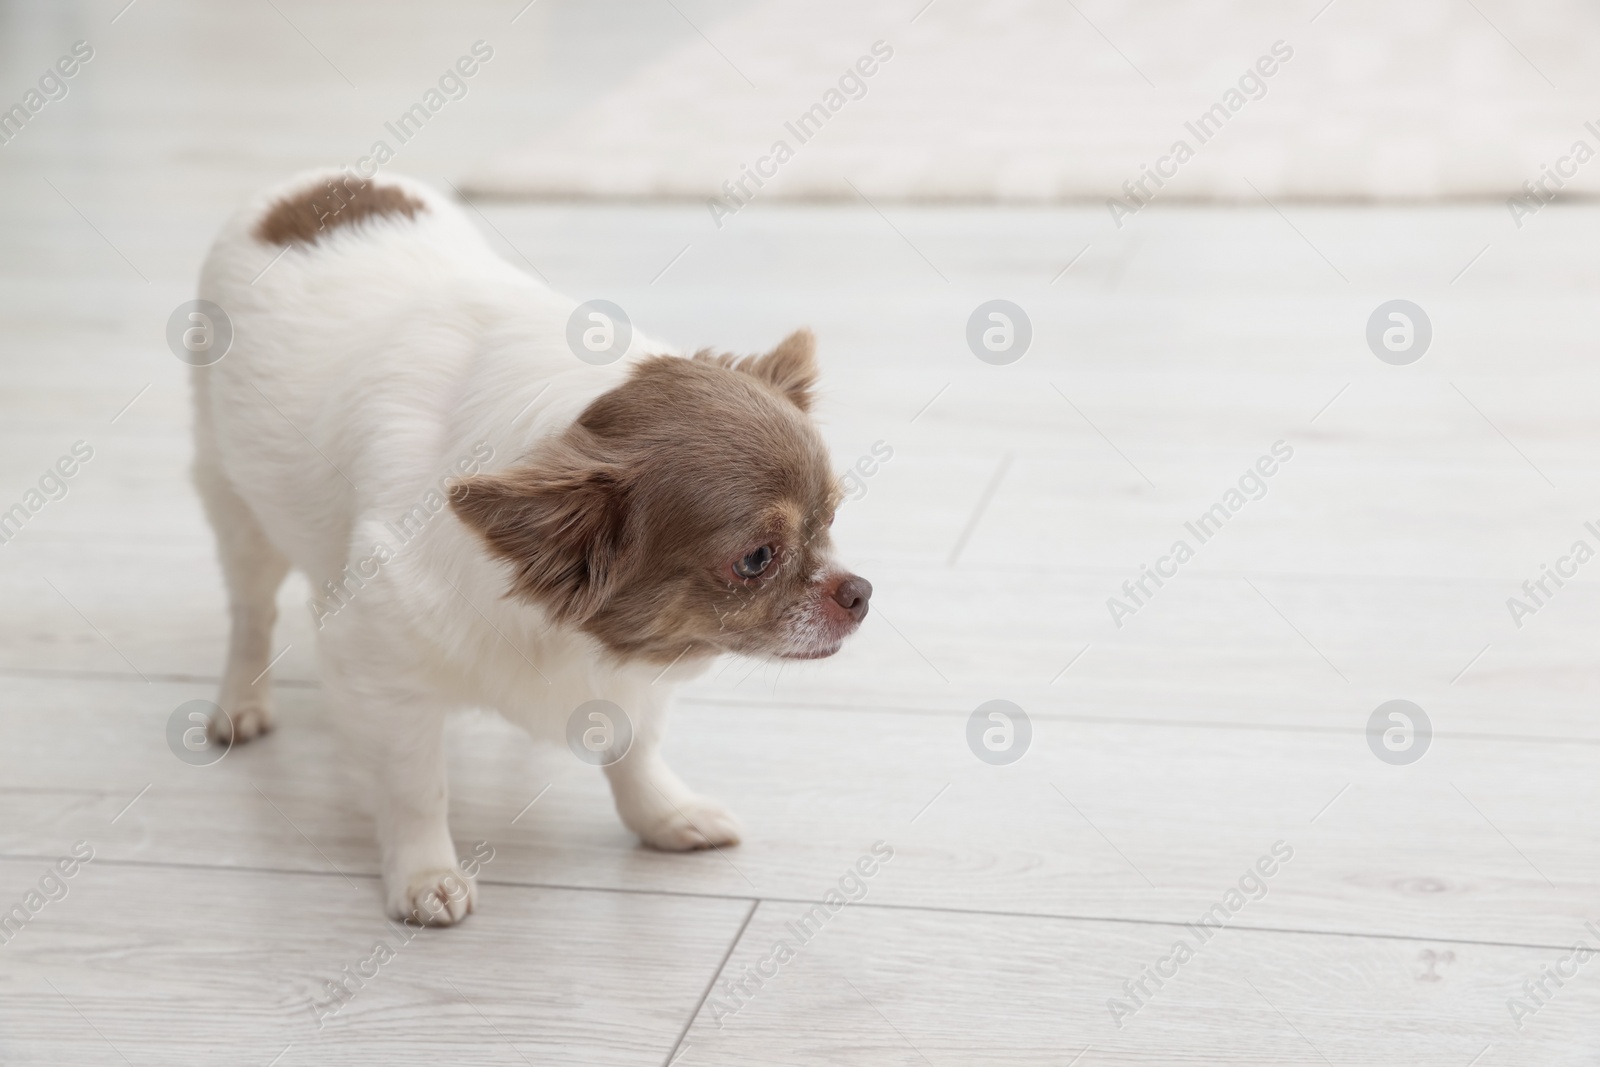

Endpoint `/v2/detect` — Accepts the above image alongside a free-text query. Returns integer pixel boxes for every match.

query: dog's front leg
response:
[330,664,476,925]
[374,707,476,923]
[602,703,741,851]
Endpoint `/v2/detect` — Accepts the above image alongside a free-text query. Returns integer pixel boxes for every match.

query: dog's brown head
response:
[450,329,870,665]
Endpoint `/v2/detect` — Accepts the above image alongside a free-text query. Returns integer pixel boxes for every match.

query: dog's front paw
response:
[386,867,476,926]
[636,797,742,852]
[208,699,273,745]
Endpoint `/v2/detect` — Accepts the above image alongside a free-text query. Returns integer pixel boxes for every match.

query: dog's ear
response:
[735,328,818,412]
[449,444,629,624]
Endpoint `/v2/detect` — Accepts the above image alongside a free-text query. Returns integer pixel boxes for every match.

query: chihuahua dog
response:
[192,170,870,924]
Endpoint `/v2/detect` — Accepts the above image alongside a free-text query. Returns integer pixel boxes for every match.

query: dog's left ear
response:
[739,328,818,413]
[448,440,629,624]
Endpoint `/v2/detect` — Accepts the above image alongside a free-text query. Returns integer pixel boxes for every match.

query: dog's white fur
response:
[194,170,743,924]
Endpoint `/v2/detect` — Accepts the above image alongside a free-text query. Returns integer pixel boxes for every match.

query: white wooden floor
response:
[4,2,1600,1064]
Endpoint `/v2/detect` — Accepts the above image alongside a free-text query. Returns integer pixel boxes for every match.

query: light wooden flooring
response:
[3,1,1600,1064]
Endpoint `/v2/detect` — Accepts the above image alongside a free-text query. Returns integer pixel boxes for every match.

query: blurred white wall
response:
[466,0,1600,205]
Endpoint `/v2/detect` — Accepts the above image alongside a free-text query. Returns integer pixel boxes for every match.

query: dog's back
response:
[194,169,601,583]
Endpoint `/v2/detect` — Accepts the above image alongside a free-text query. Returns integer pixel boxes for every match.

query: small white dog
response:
[193,170,871,924]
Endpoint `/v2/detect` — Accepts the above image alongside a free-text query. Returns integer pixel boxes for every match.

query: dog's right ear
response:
[741,328,817,413]
[692,328,818,412]
[449,445,629,624]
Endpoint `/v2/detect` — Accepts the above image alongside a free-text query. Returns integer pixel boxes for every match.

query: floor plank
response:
[0,857,752,1066]
[3,674,1594,950]
[676,904,1600,1066]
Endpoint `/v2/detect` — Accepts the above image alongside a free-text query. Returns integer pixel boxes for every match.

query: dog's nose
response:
[829,574,872,622]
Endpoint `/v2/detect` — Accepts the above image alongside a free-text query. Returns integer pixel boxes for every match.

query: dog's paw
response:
[636,797,742,852]
[386,867,476,926]
[208,700,273,745]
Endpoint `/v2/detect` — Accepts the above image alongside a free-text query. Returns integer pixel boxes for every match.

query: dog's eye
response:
[733,545,775,579]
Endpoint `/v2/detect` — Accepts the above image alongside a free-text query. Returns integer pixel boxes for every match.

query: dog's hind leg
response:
[193,423,290,744]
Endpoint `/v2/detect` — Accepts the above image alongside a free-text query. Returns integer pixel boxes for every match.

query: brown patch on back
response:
[255,175,427,247]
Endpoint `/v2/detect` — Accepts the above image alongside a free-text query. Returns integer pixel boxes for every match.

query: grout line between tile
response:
[0,852,1583,955]
[663,898,759,1067]
[4,668,1599,749]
